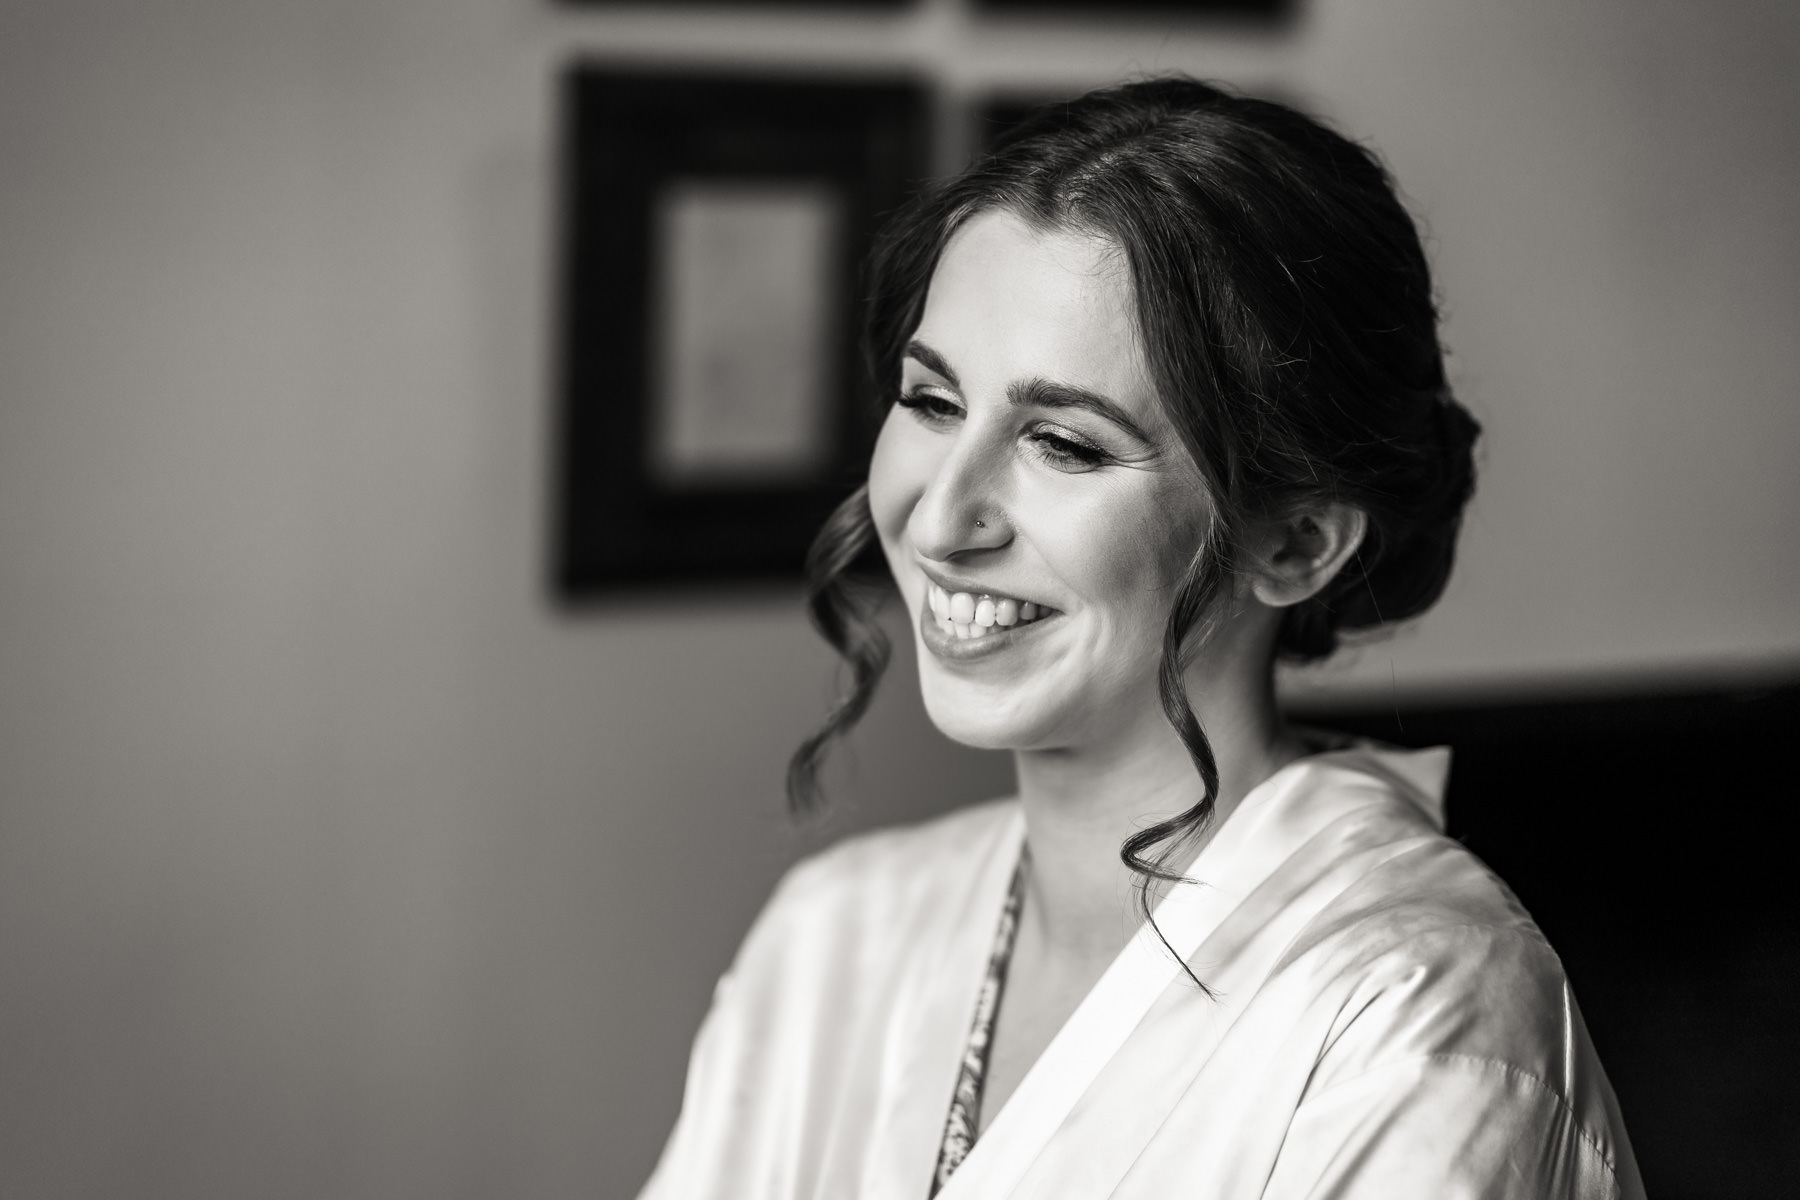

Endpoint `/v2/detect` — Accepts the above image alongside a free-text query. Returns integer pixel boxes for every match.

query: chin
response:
[920,698,1020,751]
[916,666,1066,751]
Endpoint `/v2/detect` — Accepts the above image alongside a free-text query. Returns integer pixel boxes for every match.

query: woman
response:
[641,78,1641,1199]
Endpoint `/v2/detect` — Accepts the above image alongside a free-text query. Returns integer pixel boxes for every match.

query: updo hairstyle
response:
[789,77,1481,907]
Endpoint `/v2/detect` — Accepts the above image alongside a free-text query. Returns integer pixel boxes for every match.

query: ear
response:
[1247,503,1368,609]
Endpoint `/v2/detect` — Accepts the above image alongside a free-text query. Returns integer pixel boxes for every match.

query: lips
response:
[916,585,1060,662]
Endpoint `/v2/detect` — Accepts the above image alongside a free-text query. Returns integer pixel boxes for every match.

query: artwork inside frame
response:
[555,67,930,597]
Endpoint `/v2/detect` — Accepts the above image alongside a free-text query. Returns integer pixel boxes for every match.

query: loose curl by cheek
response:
[1120,538,1234,989]
[785,485,893,817]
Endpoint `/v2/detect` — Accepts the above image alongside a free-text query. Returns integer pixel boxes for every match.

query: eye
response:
[1026,423,1109,470]
[896,388,963,426]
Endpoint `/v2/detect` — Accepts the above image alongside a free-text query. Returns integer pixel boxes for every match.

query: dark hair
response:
[788,77,1480,931]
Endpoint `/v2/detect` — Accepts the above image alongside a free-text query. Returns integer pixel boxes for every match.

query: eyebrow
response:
[1007,379,1152,445]
[904,339,961,389]
[904,337,1153,445]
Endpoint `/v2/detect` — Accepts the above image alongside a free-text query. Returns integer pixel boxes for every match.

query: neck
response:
[1010,637,1300,966]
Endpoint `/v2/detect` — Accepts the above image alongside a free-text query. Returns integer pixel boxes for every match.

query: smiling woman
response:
[638,78,1642,1200]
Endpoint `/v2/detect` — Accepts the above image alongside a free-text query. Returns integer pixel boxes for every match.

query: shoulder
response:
[1257,745,1577,1073]
[1261,746,1567,1062]
[641,804,1020,1199]
[1279,836,1639,1191]
[1296,834,1572,1079]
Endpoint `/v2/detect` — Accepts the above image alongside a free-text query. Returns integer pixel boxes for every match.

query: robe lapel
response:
[935,748,1451,1200]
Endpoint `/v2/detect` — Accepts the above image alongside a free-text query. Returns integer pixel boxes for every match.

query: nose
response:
[907,423,1012,562]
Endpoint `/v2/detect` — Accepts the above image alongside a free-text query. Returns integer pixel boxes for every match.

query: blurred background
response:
[2,0,1797,1197]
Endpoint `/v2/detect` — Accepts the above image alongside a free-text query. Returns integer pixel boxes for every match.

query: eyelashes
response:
[895,389,962,423]
[1026,429,1107,468]
[896,389,1111,471]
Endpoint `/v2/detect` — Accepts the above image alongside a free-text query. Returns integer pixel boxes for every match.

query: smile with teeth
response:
[927,584,1054,640]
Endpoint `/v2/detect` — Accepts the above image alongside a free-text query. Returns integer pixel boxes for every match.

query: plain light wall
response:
[0,0,1795,1196]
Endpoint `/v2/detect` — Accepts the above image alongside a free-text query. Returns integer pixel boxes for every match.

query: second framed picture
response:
[556,67,931,597]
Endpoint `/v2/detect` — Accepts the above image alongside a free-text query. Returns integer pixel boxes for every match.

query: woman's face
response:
[868,209,1211,753]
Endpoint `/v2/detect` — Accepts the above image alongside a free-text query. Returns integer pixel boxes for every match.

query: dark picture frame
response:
[555,67,929,597]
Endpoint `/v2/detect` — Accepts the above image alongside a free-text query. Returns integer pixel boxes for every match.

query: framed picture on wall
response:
[555,67,930,597]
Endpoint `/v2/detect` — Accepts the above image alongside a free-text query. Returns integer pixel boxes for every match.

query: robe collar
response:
[889,743,1451,1200]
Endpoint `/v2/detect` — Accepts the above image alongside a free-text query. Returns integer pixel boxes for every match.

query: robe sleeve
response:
[633,849,858,1200]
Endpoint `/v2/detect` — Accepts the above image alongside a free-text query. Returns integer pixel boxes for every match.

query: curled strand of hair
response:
[786,486,892,817]
[1118,554,1226,992]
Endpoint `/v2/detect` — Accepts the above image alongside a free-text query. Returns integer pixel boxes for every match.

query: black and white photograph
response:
[1,2,1795,1198]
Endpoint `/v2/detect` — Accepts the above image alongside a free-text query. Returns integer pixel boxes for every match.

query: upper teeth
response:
[928,585,1047,638]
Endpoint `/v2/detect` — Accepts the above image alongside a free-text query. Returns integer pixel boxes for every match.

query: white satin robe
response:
[639,746,1643,1199]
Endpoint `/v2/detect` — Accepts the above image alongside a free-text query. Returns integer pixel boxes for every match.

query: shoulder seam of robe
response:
[1297,1051,1623,1176]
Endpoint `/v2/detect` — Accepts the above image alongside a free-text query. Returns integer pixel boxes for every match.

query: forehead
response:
[914,209,1156,407]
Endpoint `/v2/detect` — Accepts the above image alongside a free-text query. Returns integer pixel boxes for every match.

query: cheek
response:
[1057,479,1206,623]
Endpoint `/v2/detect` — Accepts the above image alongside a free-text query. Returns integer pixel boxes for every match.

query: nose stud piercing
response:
[974,519,986,529]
